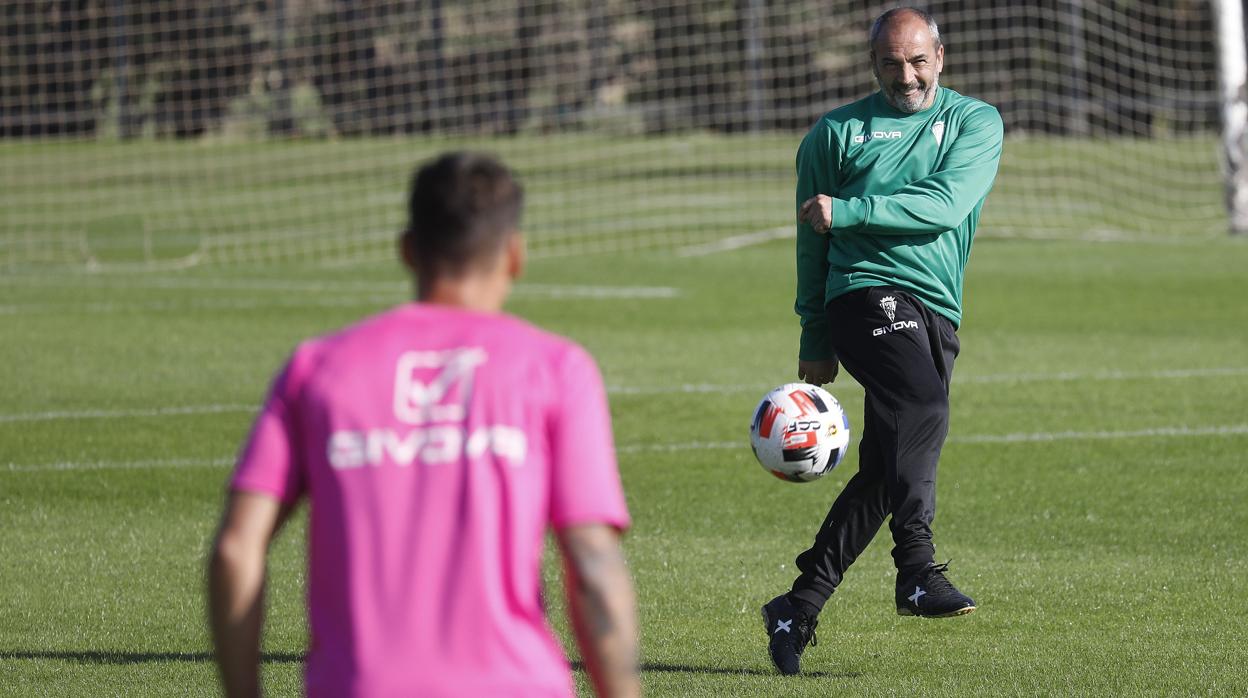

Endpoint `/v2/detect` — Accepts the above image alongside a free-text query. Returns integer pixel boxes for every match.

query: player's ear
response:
[398,231,418,274]
[505,231,526,281]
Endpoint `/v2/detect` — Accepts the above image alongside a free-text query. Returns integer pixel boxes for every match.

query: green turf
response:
[0,133,1227,270]
[2,230,1247,696]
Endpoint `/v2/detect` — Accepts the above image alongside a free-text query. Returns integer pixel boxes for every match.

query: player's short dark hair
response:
[869,7,942,49]
[402,152,524,278]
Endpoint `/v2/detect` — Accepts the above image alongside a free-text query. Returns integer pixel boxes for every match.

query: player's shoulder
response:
[486,314,603,387]
[286,304,600,390]
[800,94,880,154]
[503,314,599,370]
[806,94,875,136]
[460,312,605,396]
[279,305,419,379]
[299,304,404,351]
[940,89,1003,127]
[493,311,576,352]
[823,93,878,125]
[311,304,526,347]
[281,311,378,377]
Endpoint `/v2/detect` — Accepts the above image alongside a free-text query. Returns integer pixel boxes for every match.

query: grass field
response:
[3,221,1248,695]
[0,133,1227,270]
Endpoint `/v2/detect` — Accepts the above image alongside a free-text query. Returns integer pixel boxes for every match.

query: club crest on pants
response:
[880,296,897,322]
[872,295,917,337]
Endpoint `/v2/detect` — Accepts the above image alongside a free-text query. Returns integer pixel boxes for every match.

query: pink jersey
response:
[230,303,630,698]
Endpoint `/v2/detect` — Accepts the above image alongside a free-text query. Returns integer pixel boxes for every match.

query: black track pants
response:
[790,286,959,614]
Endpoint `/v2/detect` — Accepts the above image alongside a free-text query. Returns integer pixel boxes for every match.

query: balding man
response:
[762,8,1003,675]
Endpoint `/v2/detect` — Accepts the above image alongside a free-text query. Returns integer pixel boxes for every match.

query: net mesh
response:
[0,0,1228,269]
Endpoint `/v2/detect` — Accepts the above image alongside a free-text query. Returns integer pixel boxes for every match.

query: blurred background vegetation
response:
[0,0,1220,141]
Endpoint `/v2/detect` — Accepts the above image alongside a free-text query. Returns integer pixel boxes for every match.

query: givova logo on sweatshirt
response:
[854,130,903,144]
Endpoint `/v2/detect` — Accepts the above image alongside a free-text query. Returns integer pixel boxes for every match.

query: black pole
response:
[271,0,295,135]
[110,0,131,138]
[1065,0,1088,136]
[430,0,446,132]
[745,0,765,133]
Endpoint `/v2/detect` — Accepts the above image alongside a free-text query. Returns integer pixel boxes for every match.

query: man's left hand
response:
[799,195,833,234]
[798,357,839,385]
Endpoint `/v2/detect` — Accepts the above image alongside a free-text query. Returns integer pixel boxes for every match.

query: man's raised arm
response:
[828,105,1003,237]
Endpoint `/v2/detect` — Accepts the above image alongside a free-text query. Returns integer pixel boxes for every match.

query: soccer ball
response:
[749,383,850,482]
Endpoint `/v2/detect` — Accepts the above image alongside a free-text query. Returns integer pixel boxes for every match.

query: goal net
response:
[0,0,1231,269]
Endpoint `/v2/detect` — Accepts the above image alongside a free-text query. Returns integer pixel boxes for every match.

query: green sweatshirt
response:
[795,87,1003,361]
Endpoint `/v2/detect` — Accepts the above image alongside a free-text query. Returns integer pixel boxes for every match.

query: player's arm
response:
[826,105,1003,236]
[794,121,839,383]
[208,349,307,697]
[207,492,295,698]
[556,524,640,698]
[548,345,638,696]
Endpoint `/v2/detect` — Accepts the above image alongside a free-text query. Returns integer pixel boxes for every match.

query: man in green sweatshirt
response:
[761,8,1004,676]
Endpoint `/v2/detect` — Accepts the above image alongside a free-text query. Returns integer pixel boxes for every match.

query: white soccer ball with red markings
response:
[749,383,850,482]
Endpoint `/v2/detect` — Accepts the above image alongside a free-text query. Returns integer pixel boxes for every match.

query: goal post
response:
[1214,0,1248,236]
[0,1,1240,270]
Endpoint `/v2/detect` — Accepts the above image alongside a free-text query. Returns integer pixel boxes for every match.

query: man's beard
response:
[880,77,938,113]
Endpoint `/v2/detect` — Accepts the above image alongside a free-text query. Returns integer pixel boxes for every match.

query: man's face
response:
[871,17,944,113]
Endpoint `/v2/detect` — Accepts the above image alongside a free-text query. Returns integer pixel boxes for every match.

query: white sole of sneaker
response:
[897,604,977,618]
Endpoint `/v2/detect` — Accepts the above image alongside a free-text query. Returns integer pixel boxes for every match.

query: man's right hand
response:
[798,194,833,234]
[798,357,839,385]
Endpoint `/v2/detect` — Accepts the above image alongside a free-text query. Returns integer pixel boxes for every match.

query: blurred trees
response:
[2,1,106,137]
[0,0,256,138]
[0,0,1222,139]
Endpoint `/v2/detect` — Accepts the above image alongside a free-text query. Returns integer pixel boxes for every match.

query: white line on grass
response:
[616,441,740,453]
[607,366,1248,395]
[614,424,1248,453]
[676,226,793,257]
[0,405,256,424]
[958,366,1248,384]
[950,424,1248,444]
[0,275,407,292]
[608,383,774,395]
[514,284,681,299]
[8,423,1245,472]
[666,225,1223,259]
[0,274,681,299]
[0,297,397,315]
[2,366,1245,424]
[0,286,680,314]
[978,228,1224,245]
[3,457,233,473]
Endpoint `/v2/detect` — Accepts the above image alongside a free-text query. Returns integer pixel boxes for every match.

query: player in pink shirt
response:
[208,153,640,698]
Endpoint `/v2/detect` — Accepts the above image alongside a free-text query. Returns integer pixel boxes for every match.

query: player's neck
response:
[417,275,511,313]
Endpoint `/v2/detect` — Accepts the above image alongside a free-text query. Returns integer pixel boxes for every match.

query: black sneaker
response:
[896,561,976,618]
[761,594,818,675]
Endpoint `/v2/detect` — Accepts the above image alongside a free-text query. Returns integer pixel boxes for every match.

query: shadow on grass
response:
[0,650,303,664]
[2,652,860,679]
